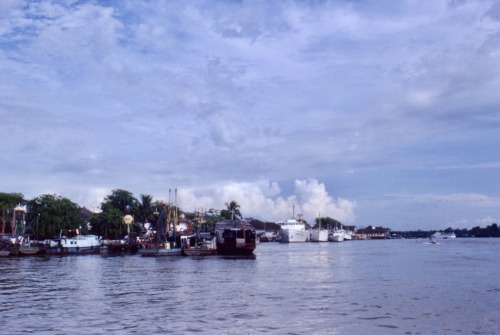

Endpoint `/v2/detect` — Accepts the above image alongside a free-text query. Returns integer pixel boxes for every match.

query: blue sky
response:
[1,0,500,230]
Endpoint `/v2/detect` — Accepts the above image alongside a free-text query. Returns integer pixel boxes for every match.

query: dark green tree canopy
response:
[89,189,141,239]
[313,217,343,230]
[27,194,83,239]
[101,189,139,215]
[0,192,25,234]
[221,200,242,220]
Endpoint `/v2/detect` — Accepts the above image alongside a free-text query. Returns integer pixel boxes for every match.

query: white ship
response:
[328,229,345,242]
[431,232,456,239]
[310,215,328,242]
[278,207,309,243]
[310,229,328,242]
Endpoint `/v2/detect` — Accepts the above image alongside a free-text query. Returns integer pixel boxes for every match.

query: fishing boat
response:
[0,235,16,256]
[0,249,10,257]
[215,219,256,255]
[139,242,182,256]
[45,234,101,255]
[182,233,217,256]
[18,236,45,256]
[139,189,184,257]
[101,232,140,254]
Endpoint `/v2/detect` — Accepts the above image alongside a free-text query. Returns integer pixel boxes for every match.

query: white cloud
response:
[177,178,356,224]
[2,1,500,230]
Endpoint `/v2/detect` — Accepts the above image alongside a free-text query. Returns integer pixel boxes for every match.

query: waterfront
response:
[0,238,498,335]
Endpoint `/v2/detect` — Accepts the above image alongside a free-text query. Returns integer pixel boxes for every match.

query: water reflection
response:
[0,239,498,335]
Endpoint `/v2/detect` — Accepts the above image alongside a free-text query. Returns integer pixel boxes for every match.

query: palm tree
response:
[138,194,154,224]
[221,200,242,220]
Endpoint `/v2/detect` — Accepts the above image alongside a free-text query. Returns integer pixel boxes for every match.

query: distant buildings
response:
[354,226,391,239]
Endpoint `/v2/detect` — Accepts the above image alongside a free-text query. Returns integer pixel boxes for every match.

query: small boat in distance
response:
[431,232,456,239]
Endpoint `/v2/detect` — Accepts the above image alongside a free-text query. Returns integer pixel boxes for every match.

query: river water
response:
[0,238,498,335]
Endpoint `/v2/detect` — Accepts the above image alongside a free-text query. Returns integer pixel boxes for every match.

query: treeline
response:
[0,190,241,240]
[392,224,500,238]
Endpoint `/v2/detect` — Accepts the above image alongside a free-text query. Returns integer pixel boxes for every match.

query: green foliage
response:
[26,194,83,239]
[0,192,24,234]
[137,194,154,223]
[221,200,242,219]
[469,224,500,237]
[101,189,139,214]
[89,189,143,239]
[89,207,125,239]
[313,217,342,229]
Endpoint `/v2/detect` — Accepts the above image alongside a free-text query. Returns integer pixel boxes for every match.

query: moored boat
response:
[18,237,45,256]
[139,242,182,256]
[182,233,217,256]
[45,234,101,255]
[215,219,256,255]
[328,229,345,242]
[343,229,353,241]
[310,229,328,242]
[310,215,328,242]
[277,207,309,243]
[431,232,456,239]
[139,191,185,257]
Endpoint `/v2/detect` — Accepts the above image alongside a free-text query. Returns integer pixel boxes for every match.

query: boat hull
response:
[215,220,257,255]
[45,235,101,255]
[138,248,181,256]
[280,229,309,243]
[45,246,100,255]
[182,248,217,256]
[310,229,329,242]
[18,245,45,256]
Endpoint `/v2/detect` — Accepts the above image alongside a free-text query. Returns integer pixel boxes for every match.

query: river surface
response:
[0,238,499,335]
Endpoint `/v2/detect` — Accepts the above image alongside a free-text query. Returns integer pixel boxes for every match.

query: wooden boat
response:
[18,236,45,256]
[139,194,184,257]
[45,234,101,255]
[215,219,256,255]
[139,242,182,256]
[101,233,140,254]
[0,236,14,256]
[182,233,217,256]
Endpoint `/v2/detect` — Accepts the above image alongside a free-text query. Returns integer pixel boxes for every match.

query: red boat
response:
[215,220,257,255]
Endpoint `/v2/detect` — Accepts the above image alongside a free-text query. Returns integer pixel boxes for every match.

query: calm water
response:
[0,239,498,335]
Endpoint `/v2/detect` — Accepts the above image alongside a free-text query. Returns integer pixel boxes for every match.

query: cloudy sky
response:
[2,0,500,230]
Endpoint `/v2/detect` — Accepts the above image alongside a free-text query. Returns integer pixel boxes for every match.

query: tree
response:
[89,189,140,239]
[137,194,154,224]
[101,189,139,215]
[313,217,342,230]
[220,200,242,220]
[89,207,124,239]
[0,192,24,234]
[27,194,83,239]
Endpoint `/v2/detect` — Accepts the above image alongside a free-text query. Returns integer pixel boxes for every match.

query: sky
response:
[1,0,500,231]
